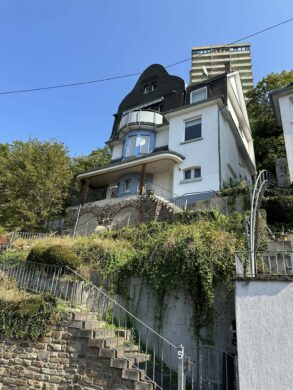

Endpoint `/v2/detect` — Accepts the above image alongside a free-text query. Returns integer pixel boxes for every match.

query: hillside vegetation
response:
[0,273,58,339]
[1,210,247,330]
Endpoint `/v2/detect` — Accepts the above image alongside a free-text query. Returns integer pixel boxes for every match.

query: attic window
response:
[144,84,151,94]
[144,81,157,94]
[190,87,207,104]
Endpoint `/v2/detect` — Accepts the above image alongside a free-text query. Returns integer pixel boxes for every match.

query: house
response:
[270,83,293,183]
[66,64,256,234]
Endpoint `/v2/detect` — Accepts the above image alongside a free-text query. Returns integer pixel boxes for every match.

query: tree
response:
[0,139,72,231]
[72,146,111,174]
[246,70,293,172]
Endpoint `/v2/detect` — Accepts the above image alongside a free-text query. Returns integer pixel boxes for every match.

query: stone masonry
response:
[0,312,153,390]
[64,195,176,235]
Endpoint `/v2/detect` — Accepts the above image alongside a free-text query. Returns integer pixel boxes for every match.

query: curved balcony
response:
[119,110,164,131]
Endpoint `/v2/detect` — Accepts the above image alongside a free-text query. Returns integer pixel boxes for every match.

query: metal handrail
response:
[0,260,185,390]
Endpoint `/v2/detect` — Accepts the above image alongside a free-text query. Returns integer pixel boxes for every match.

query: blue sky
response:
[1,0,293,156]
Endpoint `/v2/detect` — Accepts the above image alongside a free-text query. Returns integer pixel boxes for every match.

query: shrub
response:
[26,246,47,263]
[0,274,57,339]
[262,195,293,227]
[27,245,80,269]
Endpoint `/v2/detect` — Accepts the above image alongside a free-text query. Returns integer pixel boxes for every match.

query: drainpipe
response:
[218,108,222,191]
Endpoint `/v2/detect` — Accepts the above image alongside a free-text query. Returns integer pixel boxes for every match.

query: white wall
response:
[168,105,220,195]
[279,94,293,181]
[155,128,169,148]
[220,112,253,186]
[111,143,123,160]
[236,280,293,390]
[152,171,172,191]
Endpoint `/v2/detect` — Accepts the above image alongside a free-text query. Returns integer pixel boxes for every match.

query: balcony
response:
[119,110,164,131]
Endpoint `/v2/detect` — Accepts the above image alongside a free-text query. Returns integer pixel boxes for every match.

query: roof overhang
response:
[164,97,224,119]
[76,151,184,186]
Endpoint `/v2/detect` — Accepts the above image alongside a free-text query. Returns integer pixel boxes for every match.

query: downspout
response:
[217,108,222,191]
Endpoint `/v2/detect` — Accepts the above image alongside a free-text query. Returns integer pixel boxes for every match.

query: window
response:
[144,84,151,94]
[183,167,202,182]
[194,168,201,178]
[190,87,207,104]
[127,136,137,156]
[184,170,191,180]
[139,135,150,154]
[144,81,157,94]
[124,179,131,192]
[125,134,151,157]
[184,119,202,142]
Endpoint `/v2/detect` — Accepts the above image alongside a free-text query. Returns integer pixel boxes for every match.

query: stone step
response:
[71,312,98,322]
[121,351,151,364]
[122,368,143,382]
[136,381,155,390]
[89,336,134,349]
[93,327,131,339]
[82,320,107,329]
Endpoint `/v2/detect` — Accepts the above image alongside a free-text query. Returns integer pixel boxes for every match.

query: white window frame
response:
[190,87,207,104]
[182,117,202,144]
[181,167,202,184]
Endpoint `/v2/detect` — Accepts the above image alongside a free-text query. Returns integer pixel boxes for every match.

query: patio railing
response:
[236,251,293,277]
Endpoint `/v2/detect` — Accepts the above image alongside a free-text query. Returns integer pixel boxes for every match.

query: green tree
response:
[247,70,293,172]
[72,146,111,174]
[68,146,111,205]
[0,139,72,231]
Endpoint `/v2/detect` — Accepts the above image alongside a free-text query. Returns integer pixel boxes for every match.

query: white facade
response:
[271,84,293,182]
[77,71,255,203]
[236,280,293,390]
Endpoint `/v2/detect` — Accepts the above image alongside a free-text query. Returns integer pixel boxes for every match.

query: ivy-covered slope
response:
[1,210,247,331]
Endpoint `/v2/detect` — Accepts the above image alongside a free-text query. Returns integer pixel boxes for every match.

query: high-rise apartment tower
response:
[190,43,253,95]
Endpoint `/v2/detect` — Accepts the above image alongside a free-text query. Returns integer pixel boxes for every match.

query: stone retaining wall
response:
[0,316,147,390]
[65,195,175,235]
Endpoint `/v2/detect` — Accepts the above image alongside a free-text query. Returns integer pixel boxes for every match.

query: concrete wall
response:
[279,94,293,182]
[125,278,236,366]
[219,111,253,187]
[235,279,293,390]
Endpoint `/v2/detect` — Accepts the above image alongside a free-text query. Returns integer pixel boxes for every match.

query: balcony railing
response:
[119,110,163,130]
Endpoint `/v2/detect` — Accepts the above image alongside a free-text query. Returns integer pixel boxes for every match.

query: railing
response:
[186,346,238,390]
[146,183,187,211]
[0,260,185,390]
[249,170,275,277]
[236,251,293,277]
[9,231,55,241]
[119,110,164,130]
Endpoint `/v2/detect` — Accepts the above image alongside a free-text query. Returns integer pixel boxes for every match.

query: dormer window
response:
[190,87,207,104]
[144,84,151,94]
[143,81,158,94]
